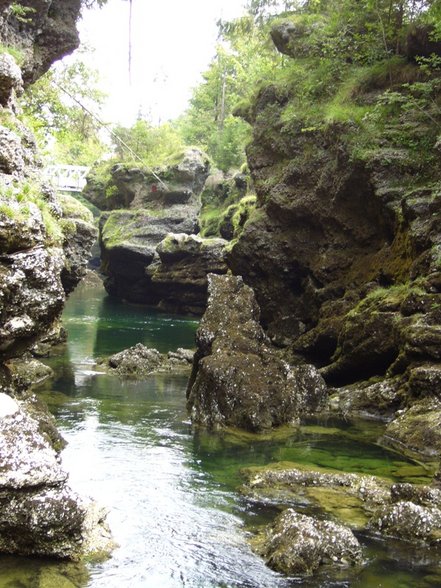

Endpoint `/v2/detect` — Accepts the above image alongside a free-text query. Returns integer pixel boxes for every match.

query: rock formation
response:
[0,394,114,560]
[187,274,328,431]
[105,342,193,378]
[224,18,441,459]
[94,149,229,311]
[0,0,110,561]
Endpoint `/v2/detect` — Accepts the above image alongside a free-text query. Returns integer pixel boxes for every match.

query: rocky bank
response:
[0,0,111,561]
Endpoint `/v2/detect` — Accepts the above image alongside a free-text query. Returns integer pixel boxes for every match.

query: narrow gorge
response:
[1,1,441,587]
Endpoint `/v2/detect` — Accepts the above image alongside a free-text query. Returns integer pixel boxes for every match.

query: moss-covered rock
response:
[187,274,328,431]
[253,508,363,575]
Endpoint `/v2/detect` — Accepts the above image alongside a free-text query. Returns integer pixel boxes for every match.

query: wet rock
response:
[187,274,328,432]
[390,483,441,507]
[253,508,362,575]
[6,354,53,389]
[241,463,390,529]
[106,343,193,378]
[381,398,441,459]
[147,233,228,314]
[0,396,114,560]
[369,501,441,544]
[328,377,405,419]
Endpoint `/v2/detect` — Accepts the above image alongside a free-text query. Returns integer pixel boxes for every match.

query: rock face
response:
[0,394,114,560]
[187,274,327,431]
[97,149,223,309]
[253,509,362,575]
[227,21,441,458]
[0,0,82,85]
[0,0,110,561]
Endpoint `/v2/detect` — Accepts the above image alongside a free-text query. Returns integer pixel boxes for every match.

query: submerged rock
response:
[106,343,194,378]
[187,274,328,432]
[253,508,362,575]
[241,462,390,529]
[0,397,114,560]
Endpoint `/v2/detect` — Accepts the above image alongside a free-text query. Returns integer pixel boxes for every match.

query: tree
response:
[21,55,108,165]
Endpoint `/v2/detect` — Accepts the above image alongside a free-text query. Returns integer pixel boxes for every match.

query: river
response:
[0,279,440,588]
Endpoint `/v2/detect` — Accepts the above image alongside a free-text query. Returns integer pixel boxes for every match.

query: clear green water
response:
[1,280,440,588]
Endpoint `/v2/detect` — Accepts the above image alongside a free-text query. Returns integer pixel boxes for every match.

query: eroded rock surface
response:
[253,509,362,575]
[187,274,327,431]
[0,394,114,560]
[97,149,212,305]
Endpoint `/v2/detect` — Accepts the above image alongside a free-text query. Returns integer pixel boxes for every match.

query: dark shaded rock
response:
[187,274,327,431]
[106,343,193,378]
[405,24,441,60]
[0,0,82,86]
[0,394,114,560]
[368,501,441,544]
[57,194,98,295]
[147,233,228,314]
[253,508,362,575]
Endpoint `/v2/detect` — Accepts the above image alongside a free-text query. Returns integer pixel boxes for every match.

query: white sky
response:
[74,0,247,126]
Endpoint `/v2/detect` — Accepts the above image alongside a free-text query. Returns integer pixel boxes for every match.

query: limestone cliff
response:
[227,21,441,459]
[0,0,110,560]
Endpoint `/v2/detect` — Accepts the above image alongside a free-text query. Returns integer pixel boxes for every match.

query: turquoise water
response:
[0,279,440,588]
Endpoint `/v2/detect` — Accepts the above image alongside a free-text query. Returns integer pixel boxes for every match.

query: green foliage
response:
[111,119,184,167]
[178,14,284,171]
[0,43,24,65]
[20,56,107,166]
[10,3,36,23]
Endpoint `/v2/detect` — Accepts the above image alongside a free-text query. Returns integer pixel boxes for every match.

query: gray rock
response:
[97,149,212,305]
[147,233,228,314]
[0,53,22,107]
[107,343,194,378]
[0,398,114,560]
[369,500,441,544]
[254,508,362,575]
[187,274,328,431]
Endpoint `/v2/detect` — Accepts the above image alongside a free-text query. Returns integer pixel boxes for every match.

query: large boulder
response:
[187,274,328,431]
[0,394,114,560]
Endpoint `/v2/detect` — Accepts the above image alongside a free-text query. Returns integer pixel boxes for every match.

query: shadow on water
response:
[1,279,441,587]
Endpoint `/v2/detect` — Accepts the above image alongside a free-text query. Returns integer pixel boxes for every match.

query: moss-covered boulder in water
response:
[253,508,362,575]
[187,274,328,431]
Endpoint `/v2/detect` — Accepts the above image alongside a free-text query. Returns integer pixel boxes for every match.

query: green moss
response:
[0,43,25,65]
[57,194,94,223]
